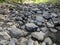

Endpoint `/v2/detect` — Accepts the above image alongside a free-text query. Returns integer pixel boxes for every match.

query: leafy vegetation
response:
[0,0,60,4]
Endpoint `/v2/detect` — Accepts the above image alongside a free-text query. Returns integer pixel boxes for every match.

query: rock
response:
[46,22,54,28]
[0,40,9,45]
[50,28,57,32]
[9,38,17,45]
[37,28,40,32]
[51,13,58,18]
[48,32,56,42]
[34,41,40,45]
[0,22,4,26]
[0,32,11,40]
[35,16,45,26]
[28,38,34,45]
[56,26,60,31]
[32,31,45,41]
[8,28,28,38]
[56,31,60,42]
[44,37,52,45]
[18,37,28,45]
[52,18,59,25]
[41,42,46,45]
[41,27,48,33]
[43,12,51,19]
[15,17,23,21]
[7,22,13,26]
[37,10,43,14]
[0,9,8,15]
[11,25,16,28]
[17,21,23,25]
[36,16,44,23]
[52,43,56,45]
[4,18,12,22]
[25,23,38,32]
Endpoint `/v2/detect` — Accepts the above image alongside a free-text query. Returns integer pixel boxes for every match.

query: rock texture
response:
[0,3,60,45]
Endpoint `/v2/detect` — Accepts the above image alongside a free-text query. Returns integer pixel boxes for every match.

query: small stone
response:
[36,16,44,23]
[52,43,56,45]
[8,28,28,38]
[50,28,57,32]
[0,22,4,26]
[28,38,34,45]
[37,10,43,14]
[43,12,51,19]
[46,22,54,28]
[35,16,45,26]
[25,23,38,32]
[41,27,48,33]
[32,31,45,41]
[52,18,59,25]
[18,37,28,45]
[7,22,13,25]
[34,41,40,45]
[56,26,60,31]
[44,37,52,45]
[9,38,17,45]
[4,18,12,22]
[0,40,9,45]
[15,17,23,21]
[41,42,46,45]
[11,25,16,28]
[0,32,11,40]
[51,13,58,18]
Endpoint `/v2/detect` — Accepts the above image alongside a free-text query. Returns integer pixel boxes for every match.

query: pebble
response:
[28,38,34,45]
[34,41,40,45]
[8,28,28,38]
[0,32,11,40]
[9,38,17,45]
[25,23,38,32]
[32,31,45,40]
[44,37,52,45]
[41,42,46,45]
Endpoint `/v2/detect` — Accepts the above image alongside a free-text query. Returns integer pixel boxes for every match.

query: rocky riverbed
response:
[0,3,60,45]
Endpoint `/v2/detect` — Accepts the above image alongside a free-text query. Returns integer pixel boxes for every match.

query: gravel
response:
[0,3,59,45]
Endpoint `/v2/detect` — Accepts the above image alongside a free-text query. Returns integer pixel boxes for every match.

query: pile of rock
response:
[0,3,60,45]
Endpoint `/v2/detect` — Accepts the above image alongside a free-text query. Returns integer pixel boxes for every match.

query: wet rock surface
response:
[0,3,60,45]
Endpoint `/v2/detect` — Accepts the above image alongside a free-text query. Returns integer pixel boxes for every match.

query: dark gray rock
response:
[15,17,23,21]
[25,23,38,32]
[43,12,51,19]
[8,28,28,38]
[35,16,45,26]
[52,17,59,25]
[56,31,60,43]
[36,16,44,22]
